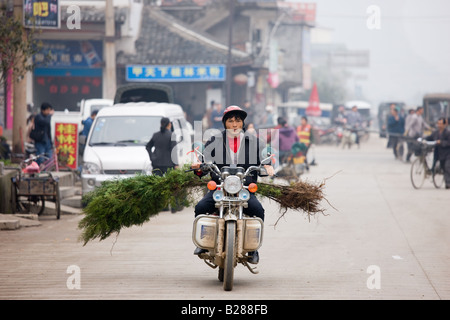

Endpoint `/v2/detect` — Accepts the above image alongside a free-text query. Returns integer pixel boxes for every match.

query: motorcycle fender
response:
[215,218,225,266]
[237,220,244,258]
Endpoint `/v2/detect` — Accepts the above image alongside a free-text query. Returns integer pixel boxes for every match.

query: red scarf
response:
[228,136,240,153]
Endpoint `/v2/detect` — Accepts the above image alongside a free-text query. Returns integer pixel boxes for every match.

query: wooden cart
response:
[11,171,61,219]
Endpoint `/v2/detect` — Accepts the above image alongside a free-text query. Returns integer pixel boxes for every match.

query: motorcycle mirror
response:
[192,141,205,152]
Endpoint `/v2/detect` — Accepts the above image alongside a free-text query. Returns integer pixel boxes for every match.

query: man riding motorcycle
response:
[191,105,275,264]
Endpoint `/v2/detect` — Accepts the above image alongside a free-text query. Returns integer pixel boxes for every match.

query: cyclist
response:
[424,117,450,189]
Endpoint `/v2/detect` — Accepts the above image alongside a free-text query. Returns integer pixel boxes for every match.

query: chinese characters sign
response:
[126,64,226,82]
[54,123,78,169]
[33,72,103,112]
[34,40,103,68]
[33,40,103,112]
[23,0,61,29]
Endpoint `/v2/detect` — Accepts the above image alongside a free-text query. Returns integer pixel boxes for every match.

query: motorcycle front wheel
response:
[223,221,236,291]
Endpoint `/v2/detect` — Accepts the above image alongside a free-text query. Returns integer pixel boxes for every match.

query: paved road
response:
[1,134,448,302]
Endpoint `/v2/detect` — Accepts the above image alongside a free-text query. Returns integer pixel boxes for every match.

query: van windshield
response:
[89,116,162,146]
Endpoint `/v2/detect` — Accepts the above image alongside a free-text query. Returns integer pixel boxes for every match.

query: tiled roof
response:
[60,5,127,23]
[123,6,252,66]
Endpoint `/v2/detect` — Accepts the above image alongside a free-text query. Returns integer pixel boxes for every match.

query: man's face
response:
[225,116,243,136]
[437,119,446,130]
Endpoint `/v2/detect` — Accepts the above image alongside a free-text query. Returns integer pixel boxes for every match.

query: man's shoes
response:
[446,185,450,189]
[194,247,208,255]
[247,251,259,264]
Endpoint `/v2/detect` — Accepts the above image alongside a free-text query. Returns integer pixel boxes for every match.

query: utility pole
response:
[225,0,235,108]
[12,0,27,155]
[104,0,116,99]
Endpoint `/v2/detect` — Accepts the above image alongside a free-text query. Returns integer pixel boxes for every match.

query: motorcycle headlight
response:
[223,176,242,194]
[82,162,101,175]
[238,189,250,201]
[213,190,224,201]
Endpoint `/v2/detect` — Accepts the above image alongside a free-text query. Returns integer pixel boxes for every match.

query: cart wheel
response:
[55,182,61,220]
[22,195,45,216]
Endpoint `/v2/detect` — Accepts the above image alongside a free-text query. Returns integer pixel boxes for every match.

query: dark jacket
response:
[198,131,268,185]
[34,112,52,143]
[146,128,177,168]
[387,114,405,135]
[425,127,450,161]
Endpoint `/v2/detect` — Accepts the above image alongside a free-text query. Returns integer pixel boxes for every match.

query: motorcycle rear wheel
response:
[223,221,236,291]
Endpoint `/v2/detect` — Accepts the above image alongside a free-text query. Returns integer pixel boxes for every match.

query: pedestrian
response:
[345,106,363,146]
[242,99,255,125]
[404,108,416,162]
[387,107,405,159]
[262,105,276,126]
[246,123,256,136]
[81,110,98,137]
[210,102,223,129]
[424,117,450,189]
[80,110,98,154]
[190,105,275,263]
[0,136,11,160]
[25,114,35,144]
[146,117,178,176]
[405,106,432,162]
[278,117,299,163]
[296,116,313,170]
[32,102,54,165]
[333,105,347,126]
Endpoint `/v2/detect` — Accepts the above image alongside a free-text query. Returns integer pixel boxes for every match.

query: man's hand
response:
[264,165,275,176]
[191,162,201,170]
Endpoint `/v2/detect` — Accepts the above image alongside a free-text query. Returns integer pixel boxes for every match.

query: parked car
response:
[81,84,191,195]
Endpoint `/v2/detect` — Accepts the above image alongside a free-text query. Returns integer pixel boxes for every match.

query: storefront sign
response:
[54,122,78,169]
[126,64,226,82]
[23,0,61,29]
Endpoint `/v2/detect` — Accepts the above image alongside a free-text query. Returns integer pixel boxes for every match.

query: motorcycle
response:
[189,148,271,291]
[341,125,358,149]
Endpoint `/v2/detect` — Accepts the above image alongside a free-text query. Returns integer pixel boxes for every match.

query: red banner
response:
[54,123,78,169]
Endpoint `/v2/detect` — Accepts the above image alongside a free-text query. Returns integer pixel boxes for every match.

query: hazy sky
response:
[305,0,450,107]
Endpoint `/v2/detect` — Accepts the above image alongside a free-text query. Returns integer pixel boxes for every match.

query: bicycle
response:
[410,139,444,189]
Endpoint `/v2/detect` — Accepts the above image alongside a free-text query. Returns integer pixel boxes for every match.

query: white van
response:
[81,102,192,195]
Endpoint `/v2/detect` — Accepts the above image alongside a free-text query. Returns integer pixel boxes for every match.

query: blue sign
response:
[126,64,226,82]
[34,40,103,68]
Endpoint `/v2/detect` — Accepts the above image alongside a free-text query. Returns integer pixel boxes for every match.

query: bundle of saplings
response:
[78,166,329,245]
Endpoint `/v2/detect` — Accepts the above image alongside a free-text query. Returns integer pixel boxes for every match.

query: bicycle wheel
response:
[410,158,426,189]
[432,161,445,188]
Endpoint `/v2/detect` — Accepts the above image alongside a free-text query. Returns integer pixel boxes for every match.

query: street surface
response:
[0,133,449,301]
